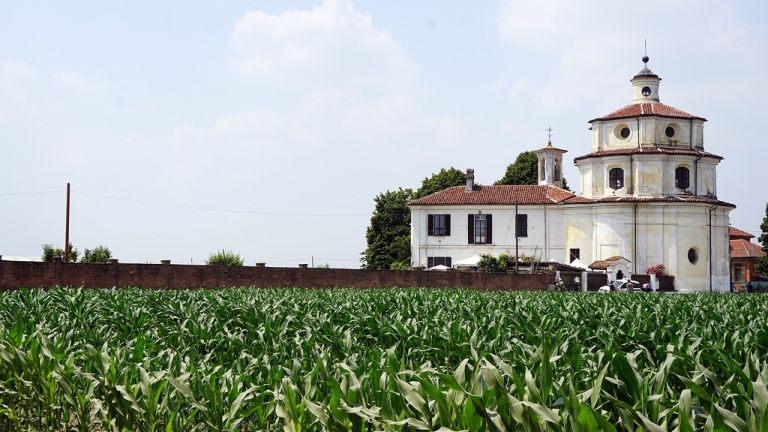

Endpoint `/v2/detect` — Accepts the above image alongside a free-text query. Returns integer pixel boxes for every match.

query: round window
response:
[688,248,698,264]
[665,126,676,138]
[642,86,651,97]
[620,127,631,139]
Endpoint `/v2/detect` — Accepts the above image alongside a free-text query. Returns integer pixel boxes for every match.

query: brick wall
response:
[0,259,554,291]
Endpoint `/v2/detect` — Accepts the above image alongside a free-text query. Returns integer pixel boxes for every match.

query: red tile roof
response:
[589,102,706,123]
[573,147,723,162]
[562,195,736,208]
[730,239,766,258]
[408,185,735,208]
[407,185,575,206]
[589,256,627,270]
[729,227,754,240]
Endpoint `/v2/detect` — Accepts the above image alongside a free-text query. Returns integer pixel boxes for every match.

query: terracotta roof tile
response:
[561,195,735,207]
[589,102,706,122]
[730,239,766,258]
[573,147,723,162]
[407,185,575,206]
[729,227,754,240]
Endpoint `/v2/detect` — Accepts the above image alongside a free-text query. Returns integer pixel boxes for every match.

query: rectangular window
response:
[734,263,744,282]
[427,257,452,268]
[474,215,486,244]
[569,248,580,262]
[515,214,528,237]
[428,214,450,236]
[468,214,492,244]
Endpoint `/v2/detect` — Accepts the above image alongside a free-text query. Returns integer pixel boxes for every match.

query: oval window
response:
[620,127,631,139]
[642,86,651,97]
[665,126,676,138]
[688,248,698,265]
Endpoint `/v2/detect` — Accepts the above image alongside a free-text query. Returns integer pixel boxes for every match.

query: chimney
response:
[465,168,475,192]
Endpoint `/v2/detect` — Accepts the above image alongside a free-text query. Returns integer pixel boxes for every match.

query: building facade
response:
[408,58,734,292]
[729,227,766,284]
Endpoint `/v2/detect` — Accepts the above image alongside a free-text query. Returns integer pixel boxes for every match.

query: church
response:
[407,57,733,292]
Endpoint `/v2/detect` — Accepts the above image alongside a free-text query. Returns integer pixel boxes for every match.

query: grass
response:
[0,287,766,430]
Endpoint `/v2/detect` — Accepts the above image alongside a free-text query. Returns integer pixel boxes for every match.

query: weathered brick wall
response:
[0,260,554,291]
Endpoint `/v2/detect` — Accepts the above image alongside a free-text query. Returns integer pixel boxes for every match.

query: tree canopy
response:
[495,151,570,191]
[494,151,538,186]
[756,202,768,275]
[414,168,466,198]
[362,188,413,269]
[81,245,113,263]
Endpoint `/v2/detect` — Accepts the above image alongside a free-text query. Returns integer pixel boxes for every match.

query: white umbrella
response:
[426,264,450,271]
[454,255,482,267]
[569,258,590,270]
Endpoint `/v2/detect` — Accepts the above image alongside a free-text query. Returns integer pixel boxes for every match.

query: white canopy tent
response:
[426,264,450,271]
[454,255,482,268]
[569,258,590,270]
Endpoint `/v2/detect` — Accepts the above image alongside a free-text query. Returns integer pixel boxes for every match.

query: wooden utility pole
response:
[64,183,70,262]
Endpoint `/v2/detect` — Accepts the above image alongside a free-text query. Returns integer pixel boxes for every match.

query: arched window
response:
[675,166,690,190]
[554,158,561,181]
[539,159,546,181]
[609,168,624,190]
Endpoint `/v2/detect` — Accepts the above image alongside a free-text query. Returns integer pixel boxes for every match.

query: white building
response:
[408,57,733,292]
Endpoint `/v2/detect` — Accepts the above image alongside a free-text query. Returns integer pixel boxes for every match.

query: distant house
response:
[729,227,766,283]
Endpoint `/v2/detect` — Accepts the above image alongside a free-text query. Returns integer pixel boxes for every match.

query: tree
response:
[495,151,570,190]
[495,151,538,185]
[207,250,244,266]
[42,243,79,262]
[414,168,466,198]
[756,203,768,275]
[81,246,112,263]
[362,188,413,269]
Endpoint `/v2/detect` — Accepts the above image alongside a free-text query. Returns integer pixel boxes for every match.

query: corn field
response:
[0,288,766,431]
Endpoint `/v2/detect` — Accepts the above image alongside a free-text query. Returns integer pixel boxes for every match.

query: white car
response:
[598,279,643,293]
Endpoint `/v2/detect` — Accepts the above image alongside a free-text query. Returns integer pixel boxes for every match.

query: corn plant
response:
[0,287,766,430]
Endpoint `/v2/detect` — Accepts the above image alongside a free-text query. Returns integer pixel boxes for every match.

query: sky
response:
[2,0,767,266]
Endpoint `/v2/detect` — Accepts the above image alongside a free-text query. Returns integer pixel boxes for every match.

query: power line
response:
[72,190,368,218]
[0,190,63,197]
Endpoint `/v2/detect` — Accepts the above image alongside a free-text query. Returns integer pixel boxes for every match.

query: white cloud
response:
[53,70,101,94]
[229,0,417,93]
[496,0,767,112]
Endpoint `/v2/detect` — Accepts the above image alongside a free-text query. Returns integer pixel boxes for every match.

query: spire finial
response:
[546,126,554,145]
[642,40,649,65]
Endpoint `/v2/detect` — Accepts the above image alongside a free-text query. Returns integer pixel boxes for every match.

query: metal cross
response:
[546,126,554,142]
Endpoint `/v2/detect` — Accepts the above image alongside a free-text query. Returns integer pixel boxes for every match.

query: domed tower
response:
[575,56,719,199]
[565,54,734,293]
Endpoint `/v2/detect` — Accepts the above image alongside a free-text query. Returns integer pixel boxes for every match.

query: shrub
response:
[206,250,244,266]
[478,254,508,273]
[42,243,79,262]
[389,261,410,271]
[81,246,112,263]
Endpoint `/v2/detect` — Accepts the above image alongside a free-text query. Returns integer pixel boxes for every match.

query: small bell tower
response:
[631,47,661,103]
[534,127,568,188]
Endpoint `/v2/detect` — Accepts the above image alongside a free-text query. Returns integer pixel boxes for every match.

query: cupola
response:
[630,55,661,103]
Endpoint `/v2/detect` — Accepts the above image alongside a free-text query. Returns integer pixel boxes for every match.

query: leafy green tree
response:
[495,151,570,190]
[42,243,79,262]
[81,246,112,263]
[414,168,466,198]
[495,151,538,186]
[362,188,413,269]
[207,250,244,266]
[756,203,768,275]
